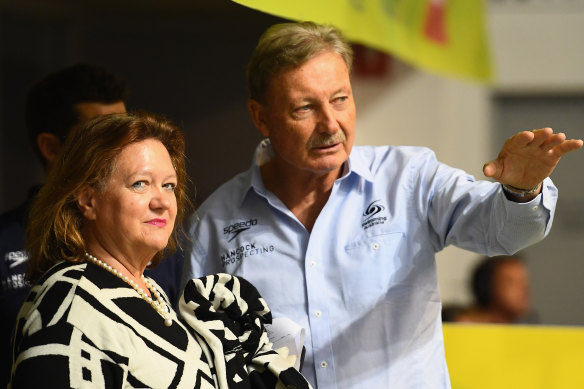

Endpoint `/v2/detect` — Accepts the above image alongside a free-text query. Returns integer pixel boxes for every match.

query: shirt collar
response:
[346,147,376,183]
[240,139,375,205]
[238,139,271,205]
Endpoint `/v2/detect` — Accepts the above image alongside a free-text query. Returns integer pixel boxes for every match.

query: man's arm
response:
[483,127,583,203]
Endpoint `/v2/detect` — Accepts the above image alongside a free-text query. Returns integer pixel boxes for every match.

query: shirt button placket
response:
[305,234,336,387]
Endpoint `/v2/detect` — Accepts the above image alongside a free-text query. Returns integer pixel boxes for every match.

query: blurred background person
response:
[444,255,536,324]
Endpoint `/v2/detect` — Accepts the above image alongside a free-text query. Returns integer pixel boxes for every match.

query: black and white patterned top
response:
[10,260,217,388]
[10,261,310,389]
[180,273,310,389]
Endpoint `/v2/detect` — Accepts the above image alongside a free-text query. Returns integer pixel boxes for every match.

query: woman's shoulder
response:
[31,261,87,299]
[18,261,88,324]
[36,260,87,284]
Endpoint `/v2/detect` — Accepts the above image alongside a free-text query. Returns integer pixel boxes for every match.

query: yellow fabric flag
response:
[443,324,584,389]
[231,0,492,82]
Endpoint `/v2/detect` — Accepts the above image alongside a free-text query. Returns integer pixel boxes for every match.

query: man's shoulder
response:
[352,144,435,158]
[197,170,252,213]
[351,145,437,174]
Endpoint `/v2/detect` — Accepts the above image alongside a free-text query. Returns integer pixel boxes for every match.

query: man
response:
[182,22,582,388]
[0,64,180,387]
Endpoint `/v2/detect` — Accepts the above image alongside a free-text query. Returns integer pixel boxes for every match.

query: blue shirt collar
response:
[241,139,375,205]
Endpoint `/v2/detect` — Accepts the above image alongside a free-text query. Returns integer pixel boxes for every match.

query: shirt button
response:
[320,361,328,368]
[372,242,380,250]
[315,310,322,318]
[532,205,539,211]
[310,261,317,268]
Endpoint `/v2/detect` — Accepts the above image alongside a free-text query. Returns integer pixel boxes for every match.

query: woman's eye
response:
[131,181,147,190]
[163,183,176,191]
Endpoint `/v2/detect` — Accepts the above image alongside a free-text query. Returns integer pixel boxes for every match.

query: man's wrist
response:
[501,183,542,198]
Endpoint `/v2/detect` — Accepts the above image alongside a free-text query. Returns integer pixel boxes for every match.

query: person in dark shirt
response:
[0,64,182,387]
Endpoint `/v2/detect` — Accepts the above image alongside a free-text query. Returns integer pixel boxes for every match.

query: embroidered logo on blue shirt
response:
[223,218,258,242]
[361,200,387,229]
[220,242,275,267]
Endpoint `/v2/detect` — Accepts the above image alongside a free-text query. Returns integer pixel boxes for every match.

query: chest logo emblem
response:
[361,200,387,229]
[223,218,258,242]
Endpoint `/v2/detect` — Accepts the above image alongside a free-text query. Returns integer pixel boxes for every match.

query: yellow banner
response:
[443,324,584,389]
[231,0,492,81]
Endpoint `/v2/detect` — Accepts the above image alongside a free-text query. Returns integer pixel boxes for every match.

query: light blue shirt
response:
[183,139,557,388]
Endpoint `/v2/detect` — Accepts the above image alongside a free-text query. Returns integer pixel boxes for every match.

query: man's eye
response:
[334,96,348,104]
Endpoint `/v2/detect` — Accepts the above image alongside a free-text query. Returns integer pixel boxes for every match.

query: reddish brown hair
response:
[26,112,192,282]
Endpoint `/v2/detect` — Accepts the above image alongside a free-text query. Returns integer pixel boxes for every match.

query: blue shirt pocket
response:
[341,231,405,308]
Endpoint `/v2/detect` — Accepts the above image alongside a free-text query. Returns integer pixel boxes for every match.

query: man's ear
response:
[77,186,98,221]
[247,99,270,137]
[37,133,62,165]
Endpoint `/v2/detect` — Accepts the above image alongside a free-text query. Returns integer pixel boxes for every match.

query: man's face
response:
[256,51,356,176]
[41,101,127,168]
[75,101,126,123]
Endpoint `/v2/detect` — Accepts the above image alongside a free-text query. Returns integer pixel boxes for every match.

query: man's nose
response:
[317,105,340,133]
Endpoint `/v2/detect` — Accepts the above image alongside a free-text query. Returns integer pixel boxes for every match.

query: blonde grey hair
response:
[246,21,353,103]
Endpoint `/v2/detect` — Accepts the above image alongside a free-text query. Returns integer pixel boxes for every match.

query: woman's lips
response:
[146,219,167,227]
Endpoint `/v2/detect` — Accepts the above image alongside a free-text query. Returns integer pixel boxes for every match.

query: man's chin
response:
[307,156,347,174]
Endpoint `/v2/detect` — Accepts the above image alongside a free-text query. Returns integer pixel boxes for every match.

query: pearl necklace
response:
[84,252,173,327]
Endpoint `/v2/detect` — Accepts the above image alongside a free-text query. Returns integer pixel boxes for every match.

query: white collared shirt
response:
[183,139,557,388]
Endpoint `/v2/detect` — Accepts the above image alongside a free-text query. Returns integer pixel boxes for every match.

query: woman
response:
[10,112,309,389]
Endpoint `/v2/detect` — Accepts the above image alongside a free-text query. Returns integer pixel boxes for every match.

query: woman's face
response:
[83,139,178,261]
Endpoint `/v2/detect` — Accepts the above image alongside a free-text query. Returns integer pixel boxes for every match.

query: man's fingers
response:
[551,138,584,157]
[509,130,535,149]
[487,128,581,183]
[540,133,566,152]
[527,127,554,147]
